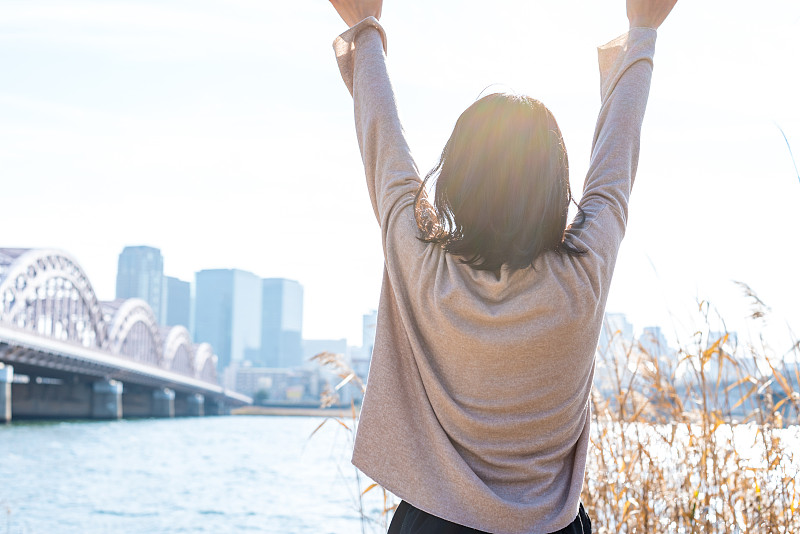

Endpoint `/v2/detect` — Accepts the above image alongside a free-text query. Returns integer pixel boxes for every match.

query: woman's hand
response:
[329,0,383,27]
[627,0,678,29]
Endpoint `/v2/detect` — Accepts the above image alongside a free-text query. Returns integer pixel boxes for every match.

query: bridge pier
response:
[152,388,175,418]
[0,363,12,423]
[12,377,93,418]
[175,393,205,417]
[92,379,122,420]
[205,398,227,416]
[187,393,204,417]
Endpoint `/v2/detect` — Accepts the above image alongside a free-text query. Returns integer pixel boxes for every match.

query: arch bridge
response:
[0,248,250,422]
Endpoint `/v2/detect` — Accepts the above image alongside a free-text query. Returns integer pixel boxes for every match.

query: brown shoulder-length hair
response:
[414,93,584,273]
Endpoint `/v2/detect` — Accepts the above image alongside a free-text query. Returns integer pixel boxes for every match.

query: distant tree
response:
[253,388,271,406]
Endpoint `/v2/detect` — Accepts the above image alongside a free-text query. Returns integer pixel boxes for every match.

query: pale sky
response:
[1,0,798,351]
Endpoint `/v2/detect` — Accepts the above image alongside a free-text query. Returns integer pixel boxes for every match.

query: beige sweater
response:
[334,18,656,534]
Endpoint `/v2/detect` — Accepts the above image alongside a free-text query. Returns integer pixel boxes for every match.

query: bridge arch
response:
[104,298,163,367]
[0,248,107,347]
[194,343,219,383]
[163,325,195,375]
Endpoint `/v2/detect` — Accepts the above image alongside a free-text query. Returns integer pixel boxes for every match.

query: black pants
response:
[388,501,591,534]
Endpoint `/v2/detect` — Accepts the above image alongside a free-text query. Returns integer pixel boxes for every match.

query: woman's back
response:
[330,2,673,531]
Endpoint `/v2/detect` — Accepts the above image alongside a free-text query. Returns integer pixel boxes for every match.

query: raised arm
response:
[330,2,422,229]
[570,0,676,260]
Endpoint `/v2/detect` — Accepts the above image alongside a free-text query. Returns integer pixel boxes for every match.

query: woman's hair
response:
[414,93,585,273]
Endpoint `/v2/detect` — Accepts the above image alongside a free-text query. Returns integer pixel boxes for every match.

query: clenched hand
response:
[329,0,383,27]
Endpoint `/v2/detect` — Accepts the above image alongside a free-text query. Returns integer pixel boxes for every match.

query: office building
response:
[594,312,635,395]
[640,326,670,358]
[115,246,165,323]
[194,269,262,371]
[164,276,191,328]
[640,325,676,374]
[598,312,634,353]
[260,278,303,369]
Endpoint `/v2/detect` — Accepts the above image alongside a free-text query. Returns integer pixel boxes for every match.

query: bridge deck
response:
[0,325,250,405]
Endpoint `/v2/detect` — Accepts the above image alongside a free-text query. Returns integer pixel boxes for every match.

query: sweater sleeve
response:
[333,17,423,229]
[567,28,657,274]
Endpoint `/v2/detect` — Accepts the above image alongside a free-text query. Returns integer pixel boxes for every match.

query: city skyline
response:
[112,244,366,376]
[112,242,380,351]
[1,1,798,349]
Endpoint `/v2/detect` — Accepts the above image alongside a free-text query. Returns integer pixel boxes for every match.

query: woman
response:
[328,1,677,533]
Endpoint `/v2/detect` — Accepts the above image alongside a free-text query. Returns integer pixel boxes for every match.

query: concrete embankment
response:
[232,405,360,418]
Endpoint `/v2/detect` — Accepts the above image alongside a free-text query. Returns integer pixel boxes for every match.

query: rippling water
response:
[0,416,389,534]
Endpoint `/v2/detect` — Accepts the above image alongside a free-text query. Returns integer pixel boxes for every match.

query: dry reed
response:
[586,286,799,533]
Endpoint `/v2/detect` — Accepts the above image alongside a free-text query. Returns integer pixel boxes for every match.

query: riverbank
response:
[231,404,359,418]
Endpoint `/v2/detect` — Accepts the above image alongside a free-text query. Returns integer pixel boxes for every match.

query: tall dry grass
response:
[586,285,799,533]
[314,285,799,533]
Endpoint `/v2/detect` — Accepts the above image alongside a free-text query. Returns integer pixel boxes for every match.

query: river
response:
[0,416,392,534]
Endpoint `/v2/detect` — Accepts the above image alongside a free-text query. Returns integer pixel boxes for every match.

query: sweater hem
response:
[351,455,581,534]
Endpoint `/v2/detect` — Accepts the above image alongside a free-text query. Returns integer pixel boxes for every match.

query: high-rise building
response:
[598,312,634,352]
[194,269,262,371]
[640,326,670,358]
[164,276,191,328]
[115,246,165,323]
[260,278,303,369]
[640,325,678,377]
[594,312,635,395]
